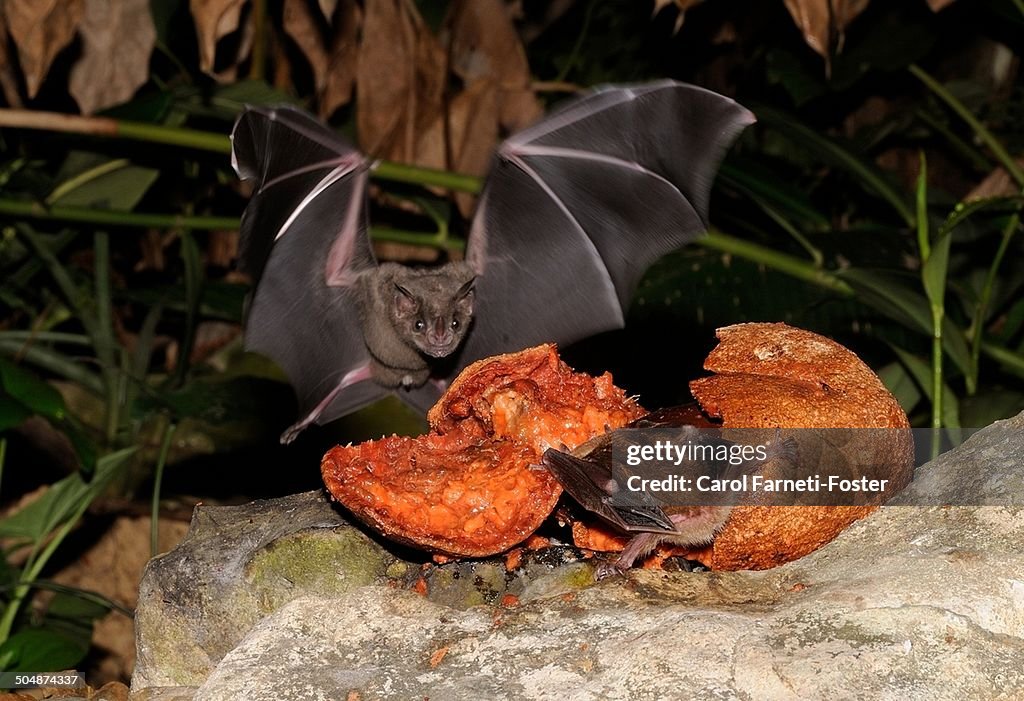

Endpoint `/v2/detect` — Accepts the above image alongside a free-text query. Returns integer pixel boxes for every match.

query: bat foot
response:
[594,559,627,581]
[280,419,311,444]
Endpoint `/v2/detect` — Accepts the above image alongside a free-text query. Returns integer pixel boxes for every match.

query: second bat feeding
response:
[231,81,755,443]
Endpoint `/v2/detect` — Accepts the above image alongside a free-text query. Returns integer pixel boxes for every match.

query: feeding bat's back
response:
[231,81,755,441]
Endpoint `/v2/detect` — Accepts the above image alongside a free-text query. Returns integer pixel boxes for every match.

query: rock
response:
[132,413,1024,700]
[133,491,393,689]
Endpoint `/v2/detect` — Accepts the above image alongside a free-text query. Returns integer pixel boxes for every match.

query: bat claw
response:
[594,560,627,581]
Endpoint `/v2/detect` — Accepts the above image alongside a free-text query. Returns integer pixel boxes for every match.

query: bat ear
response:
[456,277,475,312]
[393,283,419,315]
[456,277,476,300]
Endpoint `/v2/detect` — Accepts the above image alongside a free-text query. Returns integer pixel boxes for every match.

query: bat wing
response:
[542,447,676,533]
[458,81,755,368]
[233,106,416,437]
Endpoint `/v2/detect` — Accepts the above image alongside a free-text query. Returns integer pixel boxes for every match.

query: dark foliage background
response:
[0,0,1020,683]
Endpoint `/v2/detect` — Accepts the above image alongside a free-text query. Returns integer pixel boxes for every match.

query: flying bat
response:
[231,81,755,443]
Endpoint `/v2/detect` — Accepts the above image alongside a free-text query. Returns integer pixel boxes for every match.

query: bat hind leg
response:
[280,364,374,444]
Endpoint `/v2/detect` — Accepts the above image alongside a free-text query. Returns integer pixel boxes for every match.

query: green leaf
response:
[755,106,915,226]
[876,361,922,415]
[0,397,31,432]
[891,346,962,437]
[838,269,973,377]
[937,196,1024,240]
[212,80,298,111]
[718,160,830,232]
[0,628,87,673]
[39,591,109,645]
[47,153,159,211]
[959,389,1024,427]
[764,49,827,105]
[921,231,952,308]
[0,448,134,542]
[0,357,65,420]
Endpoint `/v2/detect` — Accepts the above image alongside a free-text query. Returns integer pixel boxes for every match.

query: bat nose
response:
[428,318,452,346]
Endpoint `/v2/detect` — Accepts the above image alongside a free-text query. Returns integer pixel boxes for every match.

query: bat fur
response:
[231,82,755,442]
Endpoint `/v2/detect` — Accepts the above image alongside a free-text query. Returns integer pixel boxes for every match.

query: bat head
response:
[390,263,476,359]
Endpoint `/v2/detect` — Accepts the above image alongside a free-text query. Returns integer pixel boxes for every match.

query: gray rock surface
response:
[132,413,1024,700]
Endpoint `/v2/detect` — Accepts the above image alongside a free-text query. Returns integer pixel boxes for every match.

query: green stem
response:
[371,161,482,193]
[150,420,176,558]
[914,108,992,173]
[93,232,120,445]
[0,496,94,643]
[700,230,854,295]
[0,341,104,393]
[28,580,133,618]
[930,304,944,460]
[1,199,468,251]
[0,199,239,230]
[910,64,1024,187]
[0,331,92,346]
[0,109,231,153]
[371,226,465,252]
[0,438,6,503]
[968,209,1020,393]
[980,339,1024,375]
[916,152,930,260]
[15,224,101,342]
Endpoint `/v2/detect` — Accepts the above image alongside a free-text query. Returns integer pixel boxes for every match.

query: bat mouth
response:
[421,344,455,359]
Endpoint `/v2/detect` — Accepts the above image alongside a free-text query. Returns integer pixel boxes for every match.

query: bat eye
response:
[414,320,425,331]
[451,319,459,329]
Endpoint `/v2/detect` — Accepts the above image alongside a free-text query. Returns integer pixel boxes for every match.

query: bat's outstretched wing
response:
[458,81,755,369]
[232,106,429,439]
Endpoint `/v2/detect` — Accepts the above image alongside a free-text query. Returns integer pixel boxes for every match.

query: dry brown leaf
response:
[356,0,445,161]
[926,0,958,10]
[319,0,362,117]
[966,159,1024,200]
[0,11,22,107]
[782,0,870,65]
[652,0,704,33]
[498,87,543,132]
[417,81,500,215]
[3,0,85,98]
[191,0,248,75]
[448,0,529,86]
[446,0,541,129]
[69,0,156,114]
[283,0,329,89]
[319,0,340,21]
[782,0,830,59]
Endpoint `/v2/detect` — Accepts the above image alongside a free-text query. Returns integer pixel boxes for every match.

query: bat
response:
[231,81,755,443]
[543,412,796,577]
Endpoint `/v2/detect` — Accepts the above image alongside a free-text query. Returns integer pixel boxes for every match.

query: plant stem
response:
[0,331,92,346]
[701,230,854,295]
[371,161,482,193]
[929,304,944,460]
[150,419,176,558]
[0,340,104,393]
[93,232,120,445]
[0,109,231,153]
[968,208,1021,392]
[910,64,1024,187]
[0,495,94,644]
[0,199,239,230]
